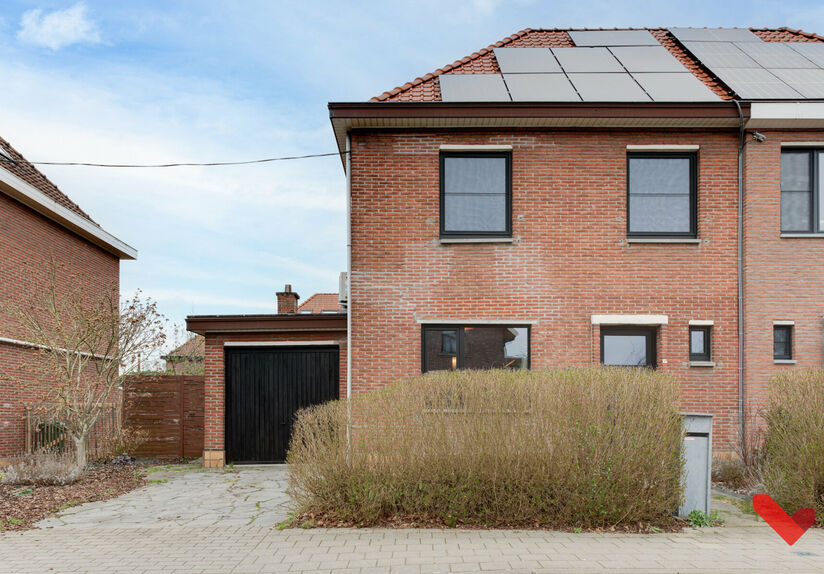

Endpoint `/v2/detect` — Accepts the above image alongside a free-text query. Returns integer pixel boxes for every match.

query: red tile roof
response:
[163,335,205,359]
[371,27,824,103]
[298,293,342,314]
[0,136,94,222]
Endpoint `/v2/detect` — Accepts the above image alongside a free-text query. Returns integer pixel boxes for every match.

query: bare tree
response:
[9,267,166,467]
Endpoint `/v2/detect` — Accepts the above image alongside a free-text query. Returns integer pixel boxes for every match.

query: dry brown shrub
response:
[1,451,82,486]
[288,367,683,528]
[764,369,824,525]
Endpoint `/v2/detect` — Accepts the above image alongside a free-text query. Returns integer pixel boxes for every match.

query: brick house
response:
[193,26,824,465]
[162,336,205,374]
[0,137,136,457]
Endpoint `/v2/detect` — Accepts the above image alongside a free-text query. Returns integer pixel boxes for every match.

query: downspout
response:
[346,133,352,401]
[733,100,745,449]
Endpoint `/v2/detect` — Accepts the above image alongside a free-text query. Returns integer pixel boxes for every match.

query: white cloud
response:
[17,3,101,50]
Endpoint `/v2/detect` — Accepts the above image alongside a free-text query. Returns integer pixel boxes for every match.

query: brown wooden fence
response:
[123,375,204,459]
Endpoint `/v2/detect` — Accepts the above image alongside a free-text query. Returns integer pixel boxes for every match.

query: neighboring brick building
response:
[0,137,136,457]
[162,336,205,374]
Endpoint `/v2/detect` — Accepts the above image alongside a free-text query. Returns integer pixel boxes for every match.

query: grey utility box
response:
[679,413,713,517]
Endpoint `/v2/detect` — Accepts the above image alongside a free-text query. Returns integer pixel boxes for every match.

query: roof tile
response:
[0,136,94,222]
[372,27,823,103]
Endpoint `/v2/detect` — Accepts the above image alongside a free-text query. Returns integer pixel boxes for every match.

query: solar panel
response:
[569,30,658,46]
[493,48,561,73]
[504,74,580,101]
[669,27,762,42]
[632,73,721,101]
[551,47,624,72]
[567,73,651,101]
[610,46,687,72]
[713,68,802,99]
[734,42,817,69]
[439,74,511,102]
[769,68,824,98]
[682,42,759,68]
[787,42,824,69]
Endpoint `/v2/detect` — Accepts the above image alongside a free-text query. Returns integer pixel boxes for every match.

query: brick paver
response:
[2,466,822,573]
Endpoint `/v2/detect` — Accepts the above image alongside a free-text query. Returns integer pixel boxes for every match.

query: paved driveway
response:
[37,464,292,529]
[1,465,823,573]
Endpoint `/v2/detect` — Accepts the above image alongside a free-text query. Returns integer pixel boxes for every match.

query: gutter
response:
[0,167,137,260]
[733,100,746,449]
[0,335,111,360]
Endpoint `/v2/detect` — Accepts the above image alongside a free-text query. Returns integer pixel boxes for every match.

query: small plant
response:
[12,489,33,497]
[687,509,723,527]
[57,500,79,511]
[1,451,81,486]
[573,527,583,533]
[8,518,23,525]
[148,478,168,484]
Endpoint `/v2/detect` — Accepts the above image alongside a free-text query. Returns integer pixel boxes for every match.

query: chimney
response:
[276,284,300,314]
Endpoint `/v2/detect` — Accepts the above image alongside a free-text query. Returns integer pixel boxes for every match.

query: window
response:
[689,326,712,362]
[422,325,529,372]
[773,325,793,360]
[600,327,657,367]
[440,152,512,237]
[627,153,697,237]
[780,149,824,233]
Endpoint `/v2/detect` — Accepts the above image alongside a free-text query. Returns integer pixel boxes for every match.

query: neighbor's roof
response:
[371,27,824,103]
[163,336,205,360]
[298,293,343,314]
[0,136,137,259]
[0,137,93,221]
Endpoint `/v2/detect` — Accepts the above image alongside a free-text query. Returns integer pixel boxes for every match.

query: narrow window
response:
[627,153,697,237]
[600,327,657,367]
[773,325,793,360]
[781,150,813,233]
[689,326,711,362]
[440,152,512,237]
[422,325,529,372]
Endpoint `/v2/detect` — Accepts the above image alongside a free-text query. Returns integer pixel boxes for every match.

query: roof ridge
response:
[771,26,824,42]
[370,28,534,102]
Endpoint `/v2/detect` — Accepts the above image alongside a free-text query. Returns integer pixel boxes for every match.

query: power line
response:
[0,150,347,168]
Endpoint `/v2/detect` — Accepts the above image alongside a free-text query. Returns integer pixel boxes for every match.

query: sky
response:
[0,0,822,351]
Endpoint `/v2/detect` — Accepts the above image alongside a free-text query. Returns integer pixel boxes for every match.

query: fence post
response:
[179,376,185,459]
[25,405,31,454]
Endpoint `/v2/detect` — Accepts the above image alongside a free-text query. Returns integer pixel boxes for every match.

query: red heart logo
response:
[753,494,815,545]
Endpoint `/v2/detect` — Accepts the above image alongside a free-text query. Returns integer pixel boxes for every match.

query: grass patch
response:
[687,510,724,527]
[148,478,168,484]
[288,367,684,529]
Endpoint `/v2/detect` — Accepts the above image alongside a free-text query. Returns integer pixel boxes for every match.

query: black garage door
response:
[225,346,339,463]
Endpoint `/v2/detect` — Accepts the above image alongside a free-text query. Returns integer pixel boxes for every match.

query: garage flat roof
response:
[186,313,347,335]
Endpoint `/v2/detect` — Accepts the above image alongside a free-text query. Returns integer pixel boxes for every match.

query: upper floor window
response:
[627,153,697,237]
[781,150,821,233]
[440,152,512,237]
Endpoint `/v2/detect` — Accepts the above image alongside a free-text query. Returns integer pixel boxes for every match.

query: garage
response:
[225,345,340,463]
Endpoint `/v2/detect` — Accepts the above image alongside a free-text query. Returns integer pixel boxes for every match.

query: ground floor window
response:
[600,326,657,367]
[422,325,530,372]
[773,325,793,360]
[689,326,712,362]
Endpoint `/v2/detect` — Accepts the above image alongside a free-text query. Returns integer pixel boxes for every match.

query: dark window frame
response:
[626,152,698,238]
[689,326,712,362]
[780,149,818,234]
[439,151,513,238]
[773,325,793,360]
[421,324,531,372]
[600,326,658,368]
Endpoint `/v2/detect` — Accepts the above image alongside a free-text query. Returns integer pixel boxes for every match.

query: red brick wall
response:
[349,128,741,451]
[203,331,347,452]
[0,192,120,456]
[742,130,824,434]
